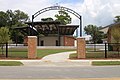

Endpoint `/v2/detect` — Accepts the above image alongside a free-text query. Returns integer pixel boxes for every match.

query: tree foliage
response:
[0,11,9,27]
[0,27,10,43]
[41,10,72,25]
[0,27,10,54]
[0,10,29,43]
[6,10,29,27]
[55,10,71,25]
[114,16,120,23]
[84,25,104,43]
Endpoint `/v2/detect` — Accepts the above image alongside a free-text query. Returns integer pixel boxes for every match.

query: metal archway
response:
[32,6,82,36]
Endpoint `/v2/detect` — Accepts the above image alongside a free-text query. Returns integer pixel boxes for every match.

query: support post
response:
[105,43,107,58]
[37,35,40,46]
[6,43,8,58]
[28,36,37,58]
[80,16,82,37]
[58,27,60,46]
[31,15,34,36]
[77,37,86,58]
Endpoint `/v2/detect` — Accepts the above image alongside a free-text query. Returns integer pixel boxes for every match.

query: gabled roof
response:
[99,27,109,34]
[106,21,120,27]
[100,22,120,34]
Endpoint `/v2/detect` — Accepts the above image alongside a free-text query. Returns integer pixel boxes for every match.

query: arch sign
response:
[32,6,82,36]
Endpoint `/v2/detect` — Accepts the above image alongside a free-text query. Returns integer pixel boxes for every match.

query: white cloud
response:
[1,0,119,26]
[0,0,55,17]
[82,0,120,26]
[0,0,120,36]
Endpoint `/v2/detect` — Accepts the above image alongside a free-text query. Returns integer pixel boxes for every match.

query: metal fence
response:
[86,43,120,59]
[0,43,120,59]
[106,43,120,58]
[0,43,27,58]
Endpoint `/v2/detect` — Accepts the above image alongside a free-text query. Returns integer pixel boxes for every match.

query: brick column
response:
[77,37,86,58]
[28,36,37,59]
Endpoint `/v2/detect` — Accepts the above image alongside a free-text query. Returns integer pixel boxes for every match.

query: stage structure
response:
[31,6,82,37]
[14,6,82,46]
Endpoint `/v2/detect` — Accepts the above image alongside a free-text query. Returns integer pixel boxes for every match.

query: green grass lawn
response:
[69,52,105,59]
[7,48,28,58]
[37,49,75,58]
[0,61,23,66]
[1,47,119,59]
[0,48,75,59]
[92,61,120,66]
[69,48,120,59]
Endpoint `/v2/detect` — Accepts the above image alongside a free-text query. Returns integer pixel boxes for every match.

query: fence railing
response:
[106,43,120,58]
[86,43,120,59]
[0,43,27,58]
[0,43,120,59]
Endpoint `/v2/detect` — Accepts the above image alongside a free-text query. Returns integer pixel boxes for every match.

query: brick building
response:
[100,22,120,43]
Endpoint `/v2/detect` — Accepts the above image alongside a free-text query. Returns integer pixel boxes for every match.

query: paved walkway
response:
[1,51,120,66]
[0,51,89,66]
[41,51,76,62]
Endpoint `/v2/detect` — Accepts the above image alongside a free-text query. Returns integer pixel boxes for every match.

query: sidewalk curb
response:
[0,78,120,80]
[1,59,120,66]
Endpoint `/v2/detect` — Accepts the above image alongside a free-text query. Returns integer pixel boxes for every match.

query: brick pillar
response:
[77,37,86,58]
[28,36,37,59]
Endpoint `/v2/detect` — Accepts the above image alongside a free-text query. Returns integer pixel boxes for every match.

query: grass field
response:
[37,49,75,58]
[0,48,75,59]
[0,61,23,66]
[92,61,120,66]
[70,49,120,59]
[0,47,119,59]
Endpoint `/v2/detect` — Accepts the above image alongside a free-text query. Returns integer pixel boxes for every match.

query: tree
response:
[114,16,120,23]
[84,25,104,51]
[0,27,10,43]
[6,10,29,27]
[84,25,104,43]
[55,10,71,25]
[0,10,29,44]
[0,10,29,28]
[6,10,29,43]
[0,11,9,27]
[0,27,10,54]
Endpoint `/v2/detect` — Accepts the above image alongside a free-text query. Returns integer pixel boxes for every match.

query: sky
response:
[0,0,120,36]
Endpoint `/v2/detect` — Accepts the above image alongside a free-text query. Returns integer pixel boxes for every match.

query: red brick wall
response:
[77,38,86,58]
[64,36,75,46]
[28,36,37,59]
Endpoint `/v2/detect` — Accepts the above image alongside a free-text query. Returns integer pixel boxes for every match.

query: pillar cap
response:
[28,36,37,38]
[77,37,85,39]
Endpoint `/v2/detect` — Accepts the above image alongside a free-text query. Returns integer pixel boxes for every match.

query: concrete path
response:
[41,51,76,62]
